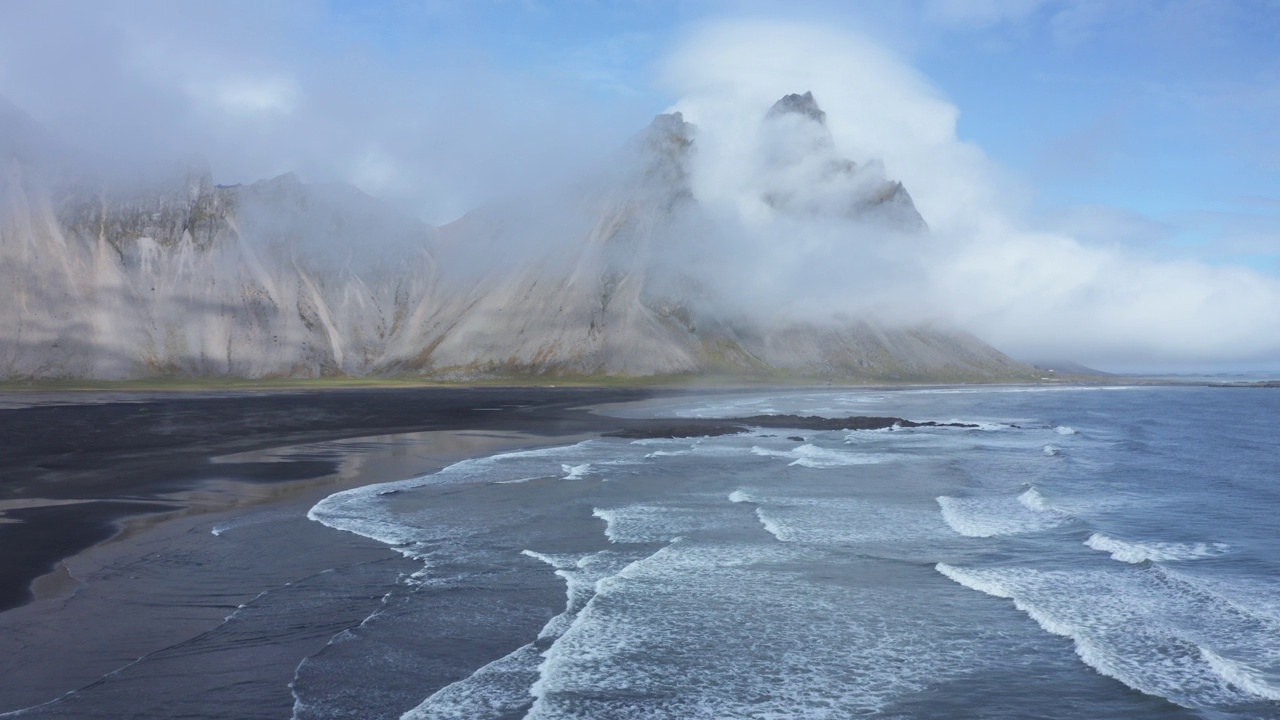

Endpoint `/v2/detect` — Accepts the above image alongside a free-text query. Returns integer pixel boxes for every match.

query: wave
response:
[1042,444,1060,456]
[750,443,896,468]
[1085,533,1229,564]
[560,463,590,480]
[308,441,608,549]
[591,503,740,544]
[402,548,657,720]
[936,562,1280,709]
[734,489,951,546]
[526,541,972,719]
[1201,648,1280,701]
[936,488,1072,538]
[1054,425,1078,435]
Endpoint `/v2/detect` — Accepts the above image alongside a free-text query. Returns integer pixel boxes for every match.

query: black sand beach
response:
[0,386,662,715]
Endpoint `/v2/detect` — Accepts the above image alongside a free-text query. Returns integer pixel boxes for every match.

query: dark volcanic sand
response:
[0,386,659,612]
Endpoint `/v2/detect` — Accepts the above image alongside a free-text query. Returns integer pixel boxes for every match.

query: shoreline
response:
[0,385,664,611]
[0,425,592,714]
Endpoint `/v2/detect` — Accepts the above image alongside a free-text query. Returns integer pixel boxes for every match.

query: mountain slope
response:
[0,93,1035,382]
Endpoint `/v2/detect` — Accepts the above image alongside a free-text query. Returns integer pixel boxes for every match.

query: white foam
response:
[1202,648,1280,701]
[736,489,951,546]
[309,440,618,548]
[755,507,788,542]
[1042,444,1060,456]
[936,562,1280,709]
[1017,487,1054,512]
[936,562,1013,598]
[402,548,657,719]
[400,644,542,720]
[592,504,738,544]
[526,542,982,719]
[936,489,1072,538]
[1158,568,1280,627]
[1085,533,1230,564]
[1055,425,1078,435]
[561,463,590,480]
[750,443,896,468]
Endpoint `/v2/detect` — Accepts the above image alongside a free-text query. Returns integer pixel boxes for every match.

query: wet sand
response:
[0,386,661,715]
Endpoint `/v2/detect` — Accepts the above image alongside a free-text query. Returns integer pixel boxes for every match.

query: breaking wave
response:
[936,488,1073,538]
[1085,533,1230,564]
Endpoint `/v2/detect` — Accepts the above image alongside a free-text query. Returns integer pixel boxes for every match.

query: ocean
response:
[288,385,1280,719]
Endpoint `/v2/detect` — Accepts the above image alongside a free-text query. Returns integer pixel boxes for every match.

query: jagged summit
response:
[630,111,695,189]
[766,91,827,124]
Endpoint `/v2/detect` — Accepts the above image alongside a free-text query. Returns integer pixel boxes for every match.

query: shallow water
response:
[289,386,1280,719]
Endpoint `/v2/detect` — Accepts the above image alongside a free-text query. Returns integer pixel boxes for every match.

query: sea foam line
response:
[935,563,1279,708]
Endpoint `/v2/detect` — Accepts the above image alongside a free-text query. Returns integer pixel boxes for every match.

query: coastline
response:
[2,383,1272,716]
[0,386,659,714]
[0,427,592,715]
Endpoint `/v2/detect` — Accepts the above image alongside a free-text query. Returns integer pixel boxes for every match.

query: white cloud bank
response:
[662,19,1280,368]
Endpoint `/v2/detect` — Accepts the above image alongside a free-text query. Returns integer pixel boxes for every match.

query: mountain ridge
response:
[0,92,1037,382]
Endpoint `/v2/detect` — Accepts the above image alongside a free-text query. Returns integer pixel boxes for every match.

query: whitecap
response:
[936,489,1072,538]
[1202,648,1280,701]
[739,490,951,546]
[1085,533,1229,564]
[750,443,896,468]
[561,463,590,480]
[525,542,982,719]
[591,503,741,544]
[936,562,1280,709]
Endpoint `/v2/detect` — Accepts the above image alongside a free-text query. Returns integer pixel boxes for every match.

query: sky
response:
[0,0,1277,371]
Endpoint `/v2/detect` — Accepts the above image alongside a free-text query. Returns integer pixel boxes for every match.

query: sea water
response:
[299,385,1280,719]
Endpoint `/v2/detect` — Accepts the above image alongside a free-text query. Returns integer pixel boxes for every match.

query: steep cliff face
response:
[0,164,439,378]
[0,93,1034,381]
[397,112,712,377]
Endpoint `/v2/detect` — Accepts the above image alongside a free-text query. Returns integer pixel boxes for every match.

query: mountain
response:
[0,93,1036,382]
[0,163,438,378]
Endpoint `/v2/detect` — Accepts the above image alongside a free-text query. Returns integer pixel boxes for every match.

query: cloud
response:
[1044,205,1175,248]
[0,0,640,223]
[192,76,302,116]
[662,18,1280,367]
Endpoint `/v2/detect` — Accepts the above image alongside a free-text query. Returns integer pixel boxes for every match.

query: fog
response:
[663,20,1280,369]
[0,0,642,224]
[2,5,1278,370]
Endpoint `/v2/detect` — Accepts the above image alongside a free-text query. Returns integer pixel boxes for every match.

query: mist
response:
[661,19,1280,369]
[0,0,645,224]
[3,5,1278,371]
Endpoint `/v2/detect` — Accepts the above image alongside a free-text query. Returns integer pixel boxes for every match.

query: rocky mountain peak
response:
[625,111,696,197]
[637,112,694,163]
[766,91,827,124]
